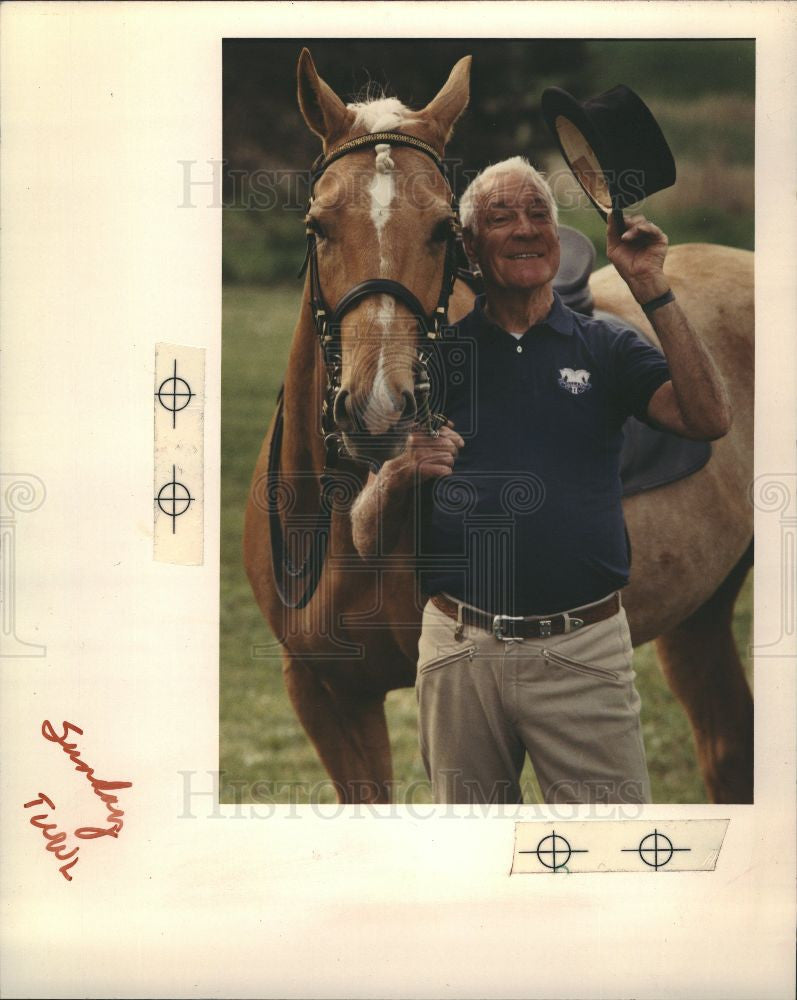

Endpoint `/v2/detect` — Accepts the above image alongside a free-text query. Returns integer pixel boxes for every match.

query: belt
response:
[430,591,621,641]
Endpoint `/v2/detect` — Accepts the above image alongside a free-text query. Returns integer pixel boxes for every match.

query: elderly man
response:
[351,156,730,804]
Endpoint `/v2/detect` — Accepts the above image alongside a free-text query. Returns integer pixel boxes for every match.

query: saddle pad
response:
[619,413,711,497]
[554,225,595,314]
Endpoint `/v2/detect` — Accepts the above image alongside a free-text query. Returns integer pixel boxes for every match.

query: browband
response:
[310,131,445,186]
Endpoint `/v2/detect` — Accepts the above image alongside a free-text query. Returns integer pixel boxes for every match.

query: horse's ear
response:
[297,48,354,145]
[418,55,472,144]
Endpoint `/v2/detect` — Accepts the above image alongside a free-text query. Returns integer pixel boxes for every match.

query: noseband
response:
[268,131,464,609]
[299,131,463,462]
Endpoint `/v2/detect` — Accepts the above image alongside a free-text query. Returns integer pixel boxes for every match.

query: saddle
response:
[554,226,711,498]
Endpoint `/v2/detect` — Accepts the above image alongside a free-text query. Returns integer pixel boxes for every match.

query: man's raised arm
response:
[607,213,732,441]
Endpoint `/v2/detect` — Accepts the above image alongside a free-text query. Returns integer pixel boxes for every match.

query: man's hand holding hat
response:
[607,212,671,304]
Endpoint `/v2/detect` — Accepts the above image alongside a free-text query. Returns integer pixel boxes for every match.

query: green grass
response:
[218,284,329,798]
[220,283,753,804]
[223,204,306,286]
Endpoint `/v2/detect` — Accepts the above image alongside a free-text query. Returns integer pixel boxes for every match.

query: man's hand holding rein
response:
[350,423,464,559]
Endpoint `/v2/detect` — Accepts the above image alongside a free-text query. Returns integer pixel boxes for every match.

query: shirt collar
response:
[474,289,575,337]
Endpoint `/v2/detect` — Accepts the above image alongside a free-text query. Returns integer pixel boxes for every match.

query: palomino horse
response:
[244,50,754,803]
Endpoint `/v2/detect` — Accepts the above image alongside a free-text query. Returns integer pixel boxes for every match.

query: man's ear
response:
[297,48,355,146]
[417,55,471,146]
[462,228,479,269]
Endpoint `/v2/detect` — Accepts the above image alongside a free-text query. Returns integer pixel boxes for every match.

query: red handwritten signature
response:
[24,720,133,881]
[23,792,80,881]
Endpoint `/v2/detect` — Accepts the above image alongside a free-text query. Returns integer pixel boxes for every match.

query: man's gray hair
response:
[459,156,559,234]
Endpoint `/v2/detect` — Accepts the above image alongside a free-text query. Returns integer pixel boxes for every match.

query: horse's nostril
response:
[333,388,353,430]
[400,390,417,423]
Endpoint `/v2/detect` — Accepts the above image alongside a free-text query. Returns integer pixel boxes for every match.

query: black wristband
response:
[641,289,675,315]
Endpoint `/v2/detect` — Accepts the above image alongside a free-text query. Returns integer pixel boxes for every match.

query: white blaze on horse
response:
[244,50,754,804]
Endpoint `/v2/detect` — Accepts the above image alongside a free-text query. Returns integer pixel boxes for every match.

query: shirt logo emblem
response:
[558,367,593,395]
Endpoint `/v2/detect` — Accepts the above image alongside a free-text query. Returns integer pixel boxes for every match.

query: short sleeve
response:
[611,326,671,425]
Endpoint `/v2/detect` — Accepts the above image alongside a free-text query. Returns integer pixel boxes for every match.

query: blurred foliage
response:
[222,39,754,283]
[654,95,755,166]
[223,200,304,285]
[223,38,754,177]
[223,38,592,181]
[583,40,754,100]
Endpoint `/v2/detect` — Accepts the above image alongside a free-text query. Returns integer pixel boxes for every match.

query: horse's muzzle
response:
[333,387,418,465]
[333,387,417,437]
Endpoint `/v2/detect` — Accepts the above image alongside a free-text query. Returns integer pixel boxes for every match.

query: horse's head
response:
[297,49,471,464]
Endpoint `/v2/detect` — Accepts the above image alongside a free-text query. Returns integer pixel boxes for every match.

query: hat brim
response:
[541,86,617,218]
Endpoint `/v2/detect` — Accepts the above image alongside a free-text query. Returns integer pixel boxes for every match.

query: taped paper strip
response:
[154,343,205,565]
[511,819,729,874]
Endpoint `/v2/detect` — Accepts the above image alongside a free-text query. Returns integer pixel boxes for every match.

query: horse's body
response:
[243,52,753,804]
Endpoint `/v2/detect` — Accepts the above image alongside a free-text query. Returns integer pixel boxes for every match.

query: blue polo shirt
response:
[420,291,671,615]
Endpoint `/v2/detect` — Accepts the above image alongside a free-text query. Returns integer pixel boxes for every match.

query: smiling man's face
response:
[465,173,560,294]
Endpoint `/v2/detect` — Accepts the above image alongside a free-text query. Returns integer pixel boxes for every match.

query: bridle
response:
[268,130,466,609]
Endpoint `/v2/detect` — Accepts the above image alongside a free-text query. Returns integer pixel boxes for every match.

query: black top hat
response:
[541,84,676,224]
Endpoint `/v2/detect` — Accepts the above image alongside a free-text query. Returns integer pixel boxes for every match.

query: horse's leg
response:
[654,542,754,803]
[283,655,394,803]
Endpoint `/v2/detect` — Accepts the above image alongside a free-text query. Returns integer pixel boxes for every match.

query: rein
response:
[268,130,466,609]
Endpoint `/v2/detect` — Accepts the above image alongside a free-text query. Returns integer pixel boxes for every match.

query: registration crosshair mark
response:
[156,359,194,429]
[519,830,589,871]
[622,829,691,870]
[155,465,195,534]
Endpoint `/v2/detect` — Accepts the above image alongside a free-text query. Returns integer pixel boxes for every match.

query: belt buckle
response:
[492,614,524,641]
[537,618,553,638]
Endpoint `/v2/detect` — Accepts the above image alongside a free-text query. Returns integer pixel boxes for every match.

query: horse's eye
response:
[305,215,326,239]
[431,217,454,243]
